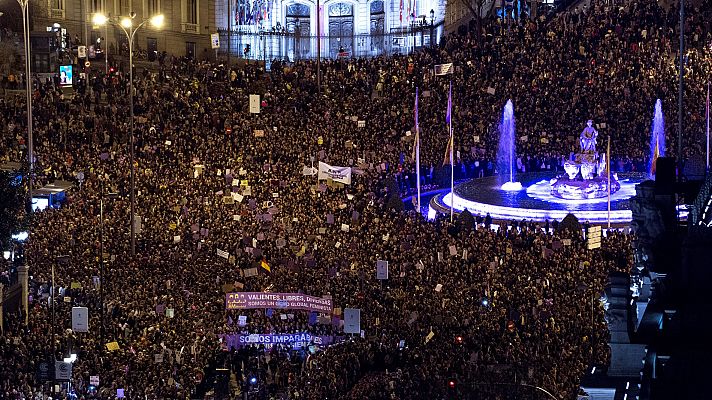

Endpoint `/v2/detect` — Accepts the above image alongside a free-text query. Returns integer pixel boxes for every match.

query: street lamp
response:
[430,9,435,48]
[93,11,163,257]
[17,0,34,213]
[99,187,118,348]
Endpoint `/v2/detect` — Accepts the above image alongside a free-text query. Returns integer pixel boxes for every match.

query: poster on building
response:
[249,94,260,114]
[210,33,220,49]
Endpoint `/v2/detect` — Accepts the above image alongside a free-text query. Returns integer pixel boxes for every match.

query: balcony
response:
[182,23,199,34]
[51,9,65,19]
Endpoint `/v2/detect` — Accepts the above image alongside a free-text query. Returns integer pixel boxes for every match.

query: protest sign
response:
[344,308,361,334]
[71,307,88,332]
[376,260,388,280]
[249,94,260,113]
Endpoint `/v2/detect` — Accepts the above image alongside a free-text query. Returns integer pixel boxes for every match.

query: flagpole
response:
[449,81,454,223]
[51,263,56,361]
[607,135,611,230]
[416,88,421,211]
[706,81,710,171]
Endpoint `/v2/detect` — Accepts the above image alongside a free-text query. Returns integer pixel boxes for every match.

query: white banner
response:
[249,94,260,114]
[71,307,89,332]
[90,375,100,386]
[217,249,230,259]
[434,63,454,75]
[318,162,352,185]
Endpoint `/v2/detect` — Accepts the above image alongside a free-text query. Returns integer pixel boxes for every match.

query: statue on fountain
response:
[580,120,598,153]
[551,118,620,200]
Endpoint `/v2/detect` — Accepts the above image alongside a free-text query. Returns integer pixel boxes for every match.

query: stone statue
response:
[580,120,598,153]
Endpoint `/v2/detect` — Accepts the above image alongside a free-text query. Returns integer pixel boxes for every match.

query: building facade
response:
[32,0,217,61]
[29,0,447,66]
[215,0,446,61]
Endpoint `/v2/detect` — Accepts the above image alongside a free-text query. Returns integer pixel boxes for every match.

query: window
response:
[118,0,130,16]
[147,37,158,61]
[53,0,64,10]
[89,0,104,13]
[147,0,160,16]
[187,0,198,24]
[185,41,196,58]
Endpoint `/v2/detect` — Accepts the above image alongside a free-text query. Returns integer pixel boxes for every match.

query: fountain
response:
[498,100,523,191]
[649,99,665,177]
[551,120,620,199]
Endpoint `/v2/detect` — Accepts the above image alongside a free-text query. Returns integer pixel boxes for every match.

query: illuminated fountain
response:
[498,100,523,191]
[550,120,620,200]
[649,99,665,177]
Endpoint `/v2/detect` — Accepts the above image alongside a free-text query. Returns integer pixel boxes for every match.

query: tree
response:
[557,213,582,238]
[0,171,24,251]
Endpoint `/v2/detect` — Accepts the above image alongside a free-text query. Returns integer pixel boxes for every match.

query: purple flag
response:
[446,83,452,125]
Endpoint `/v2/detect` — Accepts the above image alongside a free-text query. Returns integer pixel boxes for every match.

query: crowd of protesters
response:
[0,0,710,398]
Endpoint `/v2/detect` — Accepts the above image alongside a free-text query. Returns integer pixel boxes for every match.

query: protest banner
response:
[219,332,341,350]
[226,292,333,313]
[318,162,352,185]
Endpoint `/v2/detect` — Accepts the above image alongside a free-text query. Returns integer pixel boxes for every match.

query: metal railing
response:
[690,172,712,225]
[217,26,439,63]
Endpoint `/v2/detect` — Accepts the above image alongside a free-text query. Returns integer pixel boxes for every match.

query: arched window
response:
[328,3,354,57]
[286,3,311,59]
[370,1,384,52]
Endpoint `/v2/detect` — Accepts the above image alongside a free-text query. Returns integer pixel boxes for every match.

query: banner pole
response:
[450,88,454,223]
[607,135,611,230]
[416,88,421,212]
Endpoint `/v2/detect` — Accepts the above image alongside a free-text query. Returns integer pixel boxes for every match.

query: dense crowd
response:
[0,0,710,398]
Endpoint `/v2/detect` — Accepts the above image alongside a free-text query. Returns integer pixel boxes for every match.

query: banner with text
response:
[220,332,342,350]
[318,162,352,185]
[226,292,333,313]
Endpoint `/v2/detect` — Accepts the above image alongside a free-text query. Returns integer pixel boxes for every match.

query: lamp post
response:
[429,9,435,48]
[99,186,118,348]
[17,0,34,212]
[93,12,163,257]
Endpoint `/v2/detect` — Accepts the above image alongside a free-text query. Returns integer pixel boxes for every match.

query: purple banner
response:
[226,292,333,313]
[220,332,342,350]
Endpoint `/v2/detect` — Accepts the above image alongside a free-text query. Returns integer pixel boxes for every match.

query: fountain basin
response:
[551,176,621,200]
